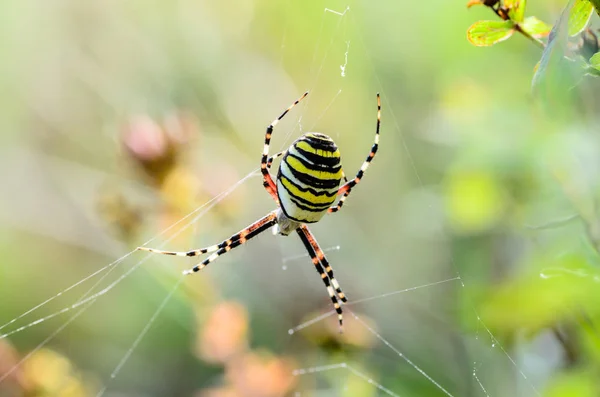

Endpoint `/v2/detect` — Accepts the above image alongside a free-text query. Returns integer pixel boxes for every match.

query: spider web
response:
[0,1,549,396]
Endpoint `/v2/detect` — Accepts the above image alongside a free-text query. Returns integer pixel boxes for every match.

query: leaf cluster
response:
[463,2,600,394]
[468,0,600,91]
[467,0,551,47]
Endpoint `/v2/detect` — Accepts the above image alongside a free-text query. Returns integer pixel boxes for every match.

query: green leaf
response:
[585,66,600,76]
[481,253,600,334]
[506,0,527,23]
[467,20,516,47]
[545,372,596,397]
[589,52,600,70]
[520,16,552,38]
[568,0,594,36]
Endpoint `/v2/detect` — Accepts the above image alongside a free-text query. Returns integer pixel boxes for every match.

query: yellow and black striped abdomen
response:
[277,133,342,223]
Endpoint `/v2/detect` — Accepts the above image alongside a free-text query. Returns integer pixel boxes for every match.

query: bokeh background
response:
[2,0,600,396]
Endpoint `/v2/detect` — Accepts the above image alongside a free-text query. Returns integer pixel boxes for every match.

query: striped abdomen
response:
[276,133,342,223]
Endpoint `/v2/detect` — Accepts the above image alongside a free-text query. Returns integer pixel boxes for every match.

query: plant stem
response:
[515,24,546,49]
[489,5,546,50]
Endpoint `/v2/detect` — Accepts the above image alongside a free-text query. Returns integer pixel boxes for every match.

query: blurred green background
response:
[2,0,600,396]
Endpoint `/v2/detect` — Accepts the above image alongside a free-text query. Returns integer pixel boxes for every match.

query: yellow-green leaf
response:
[467,20,516,47]
[569,0,594,36]
[590,52,600,70]
[506,0,527,23]
[520,16,552,38]
[545,372,596,397]
[482,254,600,333]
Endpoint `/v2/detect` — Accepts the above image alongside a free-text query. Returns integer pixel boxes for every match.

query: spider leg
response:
[328,190,351,214]
[137,245,219,257]
[183,211,278,274]
[261,92,308,203]
[137,219,259,257]
[266,151,286,169]
[297,225,346,328]
[329,93,380,213]
[328,170,350,213]
[299,225,347,302]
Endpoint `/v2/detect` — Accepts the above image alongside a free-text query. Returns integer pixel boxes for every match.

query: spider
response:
[138,92,381,328]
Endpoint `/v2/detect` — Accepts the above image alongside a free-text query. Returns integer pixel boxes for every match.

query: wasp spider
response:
[138,92,381,327]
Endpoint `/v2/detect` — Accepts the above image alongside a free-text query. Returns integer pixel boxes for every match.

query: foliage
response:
[467,1,600,395]
[467,0,551,47]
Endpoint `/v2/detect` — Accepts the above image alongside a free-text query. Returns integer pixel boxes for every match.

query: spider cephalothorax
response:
[138,92,381,328]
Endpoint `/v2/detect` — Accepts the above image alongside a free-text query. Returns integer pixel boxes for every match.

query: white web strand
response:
[285,3,543,395]
[2,3,543,396]
[278,0,292,66]
[1,7,355,388]
[0,168,259,341]
[0,255,151,340]
[95,276,185,397]
[472,323,491,397]
[345,9,423,187]
[288,277,461,335]
[349,309,456,397]
[287,279,460,397]
[349,277,460,306]
[0,304,92,384]
[350,3,540,395]
[281,245,340,269]
[473,372,490,397]
[281,5,350,147]
[0,254,131,333]
[306,89,343,134]
[340,41,350,77]
[0,242,138,385]
[324,6,350,17]
[0,168,262,393]
[288,311,335,335]
[293,362,401,397]
[480,315,540,396]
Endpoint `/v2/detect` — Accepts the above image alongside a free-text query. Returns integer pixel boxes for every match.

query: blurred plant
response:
[466,0,552,47]
[196,301,249,364]
[299,309,377,353]
[481,255,600,395]
[461,2,600,395]
[96,111,201,241]
[224,351,296,397]
[0,340,25,397]
[568,0,597,37]
[122,111,203,219]
[21,349,94,397]
[536,1,600,83]
[99,109,246,243]
[122,112,196,188]
[194,301,296,397]
[467,0,600,88]
[95,189,144,242]
[0,346,95,397]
